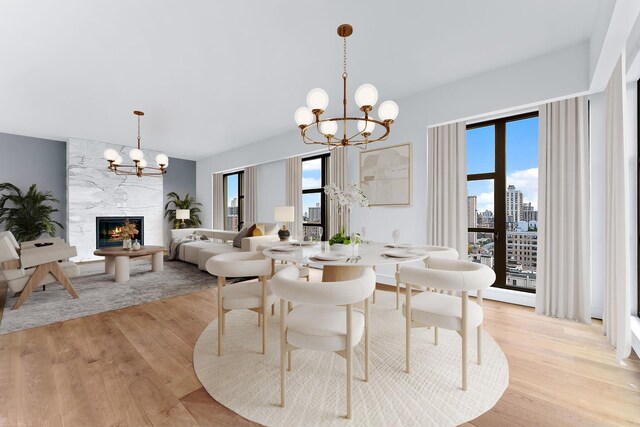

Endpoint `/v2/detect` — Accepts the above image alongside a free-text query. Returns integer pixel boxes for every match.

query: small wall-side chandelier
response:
[103,111,169,177]
[294,24,399,149]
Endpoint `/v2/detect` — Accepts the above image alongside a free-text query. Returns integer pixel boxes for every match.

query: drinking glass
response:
[317,227,323,243]
[351,232,359,257]
[392,229,400,248]
[361,227,367,243]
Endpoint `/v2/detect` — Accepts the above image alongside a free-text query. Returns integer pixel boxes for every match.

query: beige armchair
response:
[0,232,79,310]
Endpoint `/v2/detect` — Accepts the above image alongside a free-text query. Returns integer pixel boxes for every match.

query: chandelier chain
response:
[342,36,348,78]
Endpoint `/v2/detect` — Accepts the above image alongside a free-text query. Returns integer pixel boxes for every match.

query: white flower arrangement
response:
[323,183,369,210]
[323,183,368,244]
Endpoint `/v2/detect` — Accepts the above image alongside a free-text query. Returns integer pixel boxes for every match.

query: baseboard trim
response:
[631,316,640,358]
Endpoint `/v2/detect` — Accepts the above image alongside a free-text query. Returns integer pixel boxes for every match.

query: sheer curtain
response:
[212,172,224,230]
[286,156,303,240]
[536,96,591,323]
[426,122,467,258]
[329,147,348,236]
[603,55,631,360]
[244,165,257,224]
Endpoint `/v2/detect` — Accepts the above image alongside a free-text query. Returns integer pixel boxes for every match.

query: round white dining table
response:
[262,241,429,282]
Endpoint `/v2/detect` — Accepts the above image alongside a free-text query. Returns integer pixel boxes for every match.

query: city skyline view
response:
[467,116,539,214]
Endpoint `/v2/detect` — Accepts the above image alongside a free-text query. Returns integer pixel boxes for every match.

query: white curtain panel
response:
[426,122,467,258]
[536,96,591,323]
[329,147,348,236]
[244,165,257,224]
[603,55,631,361]
[286,156,303,240]
[212,173,224,230]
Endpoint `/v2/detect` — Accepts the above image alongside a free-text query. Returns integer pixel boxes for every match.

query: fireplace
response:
[96,216,144,249]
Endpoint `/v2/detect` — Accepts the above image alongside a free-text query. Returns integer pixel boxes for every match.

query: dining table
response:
[262,241,429,308]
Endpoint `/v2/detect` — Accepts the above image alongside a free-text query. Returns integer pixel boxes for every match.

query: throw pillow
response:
[233,226,252,248]
[253,224,265,236]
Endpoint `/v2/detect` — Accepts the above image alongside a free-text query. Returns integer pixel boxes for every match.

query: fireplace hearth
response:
[96,216,144,249]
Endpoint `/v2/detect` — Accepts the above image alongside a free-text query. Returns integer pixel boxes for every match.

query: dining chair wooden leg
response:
[258,313,261,326]
[261,276,267,355]
[217,276,224,356]
[287,351,292,371]
[395,264,400,310]
[346,303,353,420]
[461,291,468,391]
[372,266,377,304]
[272,303,275,316]
[477,290,483,365]
[364,297,370,382]
[405,281,411,374]
[434,327,439,345]
[280,298,287,407]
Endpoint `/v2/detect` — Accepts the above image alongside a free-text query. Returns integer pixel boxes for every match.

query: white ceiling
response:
[0,0,600,160]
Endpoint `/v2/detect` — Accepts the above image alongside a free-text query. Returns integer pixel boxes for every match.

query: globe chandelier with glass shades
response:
[103,111,169,177]
[294,24,399,149]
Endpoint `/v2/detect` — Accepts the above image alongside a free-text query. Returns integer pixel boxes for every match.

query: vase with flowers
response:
[119,219,139,250]
[323,182,369,245]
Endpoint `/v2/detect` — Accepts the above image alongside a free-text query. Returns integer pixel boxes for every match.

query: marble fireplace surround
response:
[67,138,164,261]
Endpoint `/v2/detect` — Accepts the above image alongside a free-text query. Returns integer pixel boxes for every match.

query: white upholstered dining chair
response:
[392,245,458,310]
[400,258,495,390]
[270,265,376,420]
[205,251,274,356]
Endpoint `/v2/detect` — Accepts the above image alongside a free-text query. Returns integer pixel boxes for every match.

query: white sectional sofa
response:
[169,224,280,270]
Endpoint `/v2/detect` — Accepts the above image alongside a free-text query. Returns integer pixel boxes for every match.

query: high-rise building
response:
[467,195,477,244]
[506,184,523,225]
[507,231,538,272]
[308,203,321,223]
[522,202,538,223]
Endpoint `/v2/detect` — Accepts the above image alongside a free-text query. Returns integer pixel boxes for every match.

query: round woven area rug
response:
[193,291,508,426]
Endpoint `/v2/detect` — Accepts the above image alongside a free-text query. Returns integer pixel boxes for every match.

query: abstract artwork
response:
[359,143,411,206]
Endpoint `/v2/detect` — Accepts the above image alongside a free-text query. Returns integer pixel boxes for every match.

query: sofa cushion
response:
[197,245,241,270]
[180,241,217,264]
[233,226,252,249]
[257,223,278,235]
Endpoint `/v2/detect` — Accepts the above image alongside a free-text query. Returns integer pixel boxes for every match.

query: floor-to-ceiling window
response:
[467,112,539,292]
[223,171,244,231]
[302,154,329,240]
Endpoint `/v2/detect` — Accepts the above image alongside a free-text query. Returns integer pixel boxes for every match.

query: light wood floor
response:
[1,272,639,427]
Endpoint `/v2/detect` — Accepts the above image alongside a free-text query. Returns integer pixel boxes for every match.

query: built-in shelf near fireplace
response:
[96,216,144,249]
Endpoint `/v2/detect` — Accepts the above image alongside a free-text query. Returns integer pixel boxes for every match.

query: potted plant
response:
[119,219,139,249]
[164,192,203,229]
[323,183,368,245]
[0,183,63,242]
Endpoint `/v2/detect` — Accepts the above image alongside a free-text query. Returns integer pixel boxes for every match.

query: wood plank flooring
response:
[0,272,639,426]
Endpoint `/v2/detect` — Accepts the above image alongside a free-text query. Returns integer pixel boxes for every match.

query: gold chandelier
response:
[103,111,169,177]
[295,24,399,149]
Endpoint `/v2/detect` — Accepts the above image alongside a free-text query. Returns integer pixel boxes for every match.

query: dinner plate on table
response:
[310,253,346,261]
[384,243,412,249]
[270,246,297,252]
[381,250,418,258]
[291,241,317,247]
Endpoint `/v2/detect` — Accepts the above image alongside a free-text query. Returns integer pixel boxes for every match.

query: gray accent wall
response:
[163,157,197,245]
[0,132,67,240]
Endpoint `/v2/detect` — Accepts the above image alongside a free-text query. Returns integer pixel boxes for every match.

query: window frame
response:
[301,153,329,239]
[467,111,538,293]
[223,170,245,231]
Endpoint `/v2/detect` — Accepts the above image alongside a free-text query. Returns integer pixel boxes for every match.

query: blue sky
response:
[226,173,238,204]
[467,116,539,213]
[302,158,322,218]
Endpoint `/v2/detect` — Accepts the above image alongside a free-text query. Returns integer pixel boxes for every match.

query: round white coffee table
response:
[94,245,165,282]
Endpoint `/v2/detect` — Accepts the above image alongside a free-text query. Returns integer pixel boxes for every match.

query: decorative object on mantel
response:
[274,206,295,241]
[164,192,203,229]
[360,143,412,206]
[0,182,63,242]
[324,183,368,245]
[294,24,399,150]
[103,111,169,177]
[118,219,139,250]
